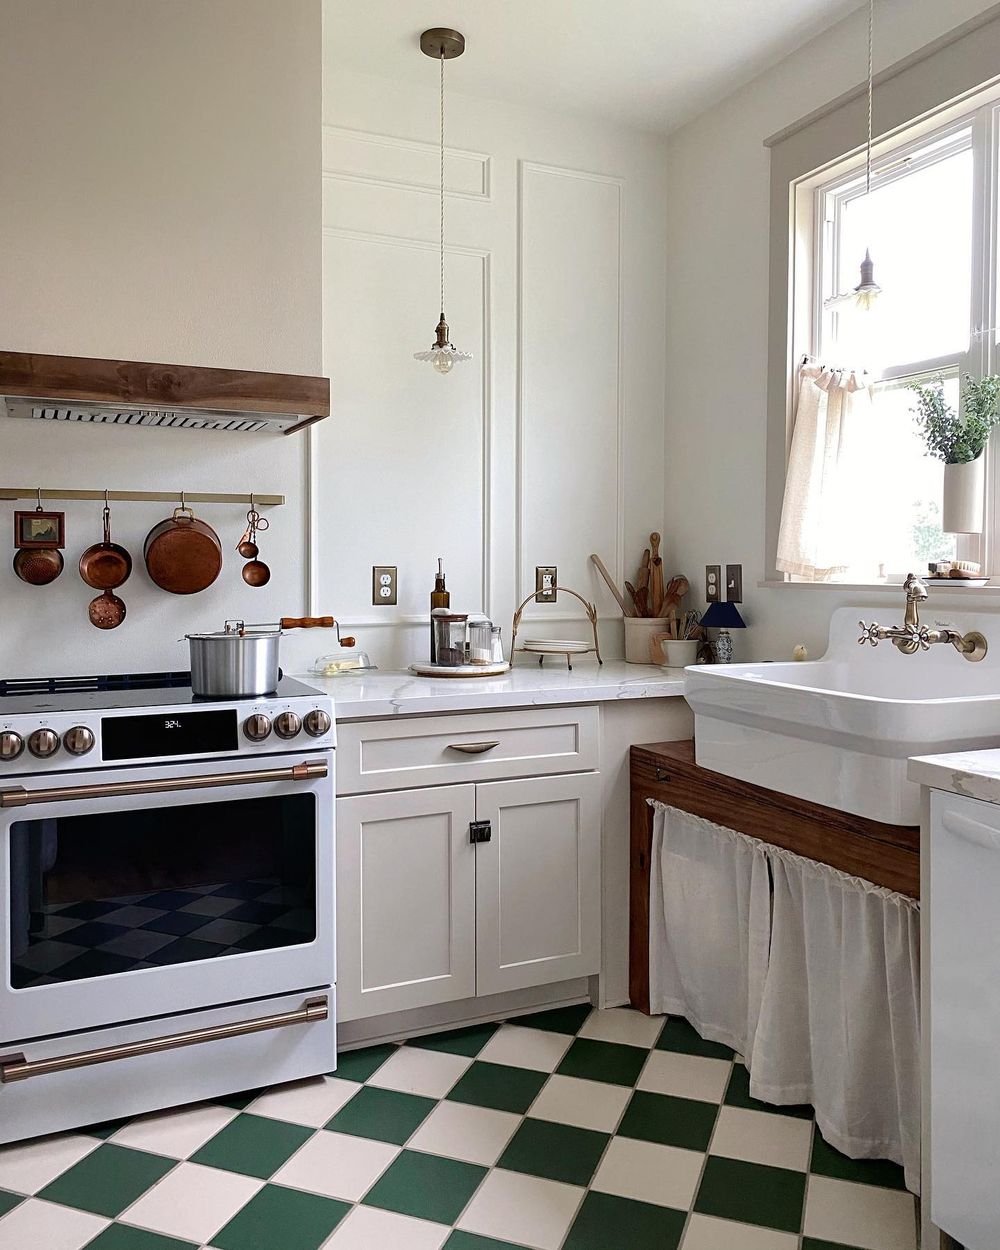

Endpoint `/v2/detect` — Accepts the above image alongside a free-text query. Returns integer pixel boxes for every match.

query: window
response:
[785,92,1000,583]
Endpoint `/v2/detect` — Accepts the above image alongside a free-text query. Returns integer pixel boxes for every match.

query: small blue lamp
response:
[701,601,746,664]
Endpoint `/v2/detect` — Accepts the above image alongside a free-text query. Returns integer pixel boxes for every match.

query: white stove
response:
[0,671,336,1144]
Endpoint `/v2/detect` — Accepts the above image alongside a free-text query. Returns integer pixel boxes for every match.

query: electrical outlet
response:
[706,565,721,604]
[535,566,557,603]
[726,563,743,603]
[372,565,397,606]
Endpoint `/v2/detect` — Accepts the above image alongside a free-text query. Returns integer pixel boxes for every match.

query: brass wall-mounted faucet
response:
[859,573,988,662]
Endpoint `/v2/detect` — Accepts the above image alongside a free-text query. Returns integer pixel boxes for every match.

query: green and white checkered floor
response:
[0,1005,917,1250]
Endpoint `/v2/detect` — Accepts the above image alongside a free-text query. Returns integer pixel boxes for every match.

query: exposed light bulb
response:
[433,354,455,375]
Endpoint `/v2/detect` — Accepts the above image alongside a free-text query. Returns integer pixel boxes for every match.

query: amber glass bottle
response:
[430,558,449,662]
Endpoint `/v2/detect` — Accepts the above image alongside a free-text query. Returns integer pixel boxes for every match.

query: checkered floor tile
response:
[0,1006,918,1249]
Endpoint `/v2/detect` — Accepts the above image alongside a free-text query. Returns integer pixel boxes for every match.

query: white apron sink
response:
[685,606,1000,824]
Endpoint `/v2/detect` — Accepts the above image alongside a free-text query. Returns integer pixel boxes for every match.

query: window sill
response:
[758,578,1000,600]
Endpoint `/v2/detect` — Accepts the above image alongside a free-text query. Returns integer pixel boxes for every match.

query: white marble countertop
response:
[909,749,1000,804]
[295,660,686,720]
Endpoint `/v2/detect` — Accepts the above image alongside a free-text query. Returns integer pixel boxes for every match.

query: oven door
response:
[1,751,334,1041]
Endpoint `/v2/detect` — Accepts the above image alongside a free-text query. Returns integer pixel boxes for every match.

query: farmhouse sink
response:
[685,605,1000,824]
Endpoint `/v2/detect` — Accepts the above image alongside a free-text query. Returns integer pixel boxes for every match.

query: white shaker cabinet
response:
[475,772,600,996]
[336,785,477,1022]
[335,707,602,1025]
[927,789,1000,1250]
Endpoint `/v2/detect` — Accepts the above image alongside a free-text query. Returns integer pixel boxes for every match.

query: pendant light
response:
[414,27,472,374]
[824,0,882,311]
[853,0,881,309]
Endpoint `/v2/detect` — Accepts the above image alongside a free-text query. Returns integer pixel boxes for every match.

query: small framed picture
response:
[14,510,65,549]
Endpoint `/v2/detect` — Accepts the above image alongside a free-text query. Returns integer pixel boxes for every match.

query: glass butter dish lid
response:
[310,648,377,676]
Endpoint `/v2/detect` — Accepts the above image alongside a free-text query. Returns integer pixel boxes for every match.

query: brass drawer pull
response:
[0,760,328,809]
[447,740,501,755]
[0,996,328,1083]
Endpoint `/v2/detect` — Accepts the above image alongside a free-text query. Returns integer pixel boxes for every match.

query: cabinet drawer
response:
[337,706,599,794]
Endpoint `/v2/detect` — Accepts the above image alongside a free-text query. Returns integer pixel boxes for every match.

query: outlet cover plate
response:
[372,565,397,606]
[706,565,721,604]
[726,563,743,603]
[535,566,557,603]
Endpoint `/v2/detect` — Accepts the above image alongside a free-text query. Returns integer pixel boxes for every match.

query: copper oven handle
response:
[0,996,328,1083]
[447,741,501,755]
[0,760,328,809]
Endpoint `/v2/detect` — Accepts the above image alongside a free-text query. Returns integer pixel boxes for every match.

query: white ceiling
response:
[324,0,864,135]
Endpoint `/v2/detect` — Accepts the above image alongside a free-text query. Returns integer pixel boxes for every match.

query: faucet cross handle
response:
[858,620,881,646]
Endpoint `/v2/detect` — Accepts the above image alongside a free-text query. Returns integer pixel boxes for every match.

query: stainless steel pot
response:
[186,616,337,698]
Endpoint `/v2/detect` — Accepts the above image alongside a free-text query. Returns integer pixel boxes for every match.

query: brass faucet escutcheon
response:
[858,573,988,662]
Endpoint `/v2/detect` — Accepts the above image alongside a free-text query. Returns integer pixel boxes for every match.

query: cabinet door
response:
[475,772,601,996]
[929,790,1000,1249]
[337,786,476,1022]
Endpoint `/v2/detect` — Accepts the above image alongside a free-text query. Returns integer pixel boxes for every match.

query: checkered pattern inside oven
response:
[11,880,315,988]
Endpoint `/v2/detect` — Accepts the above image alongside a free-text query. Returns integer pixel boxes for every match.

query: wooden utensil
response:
[590,554,634,617]
[624,580,643,616]
[649,532,665,617]
[634,549,650,616]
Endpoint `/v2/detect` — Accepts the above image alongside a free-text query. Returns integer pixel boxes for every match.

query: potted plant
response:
[910,374,1000,533]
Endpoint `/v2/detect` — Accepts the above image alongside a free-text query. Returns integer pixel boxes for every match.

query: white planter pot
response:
[943,456,985,534]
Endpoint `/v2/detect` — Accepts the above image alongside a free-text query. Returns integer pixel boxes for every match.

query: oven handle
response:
[0,760,328,809]
[0,995,329,1083]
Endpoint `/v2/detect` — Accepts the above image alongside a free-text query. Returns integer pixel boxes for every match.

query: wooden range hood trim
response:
[0,351,330,434]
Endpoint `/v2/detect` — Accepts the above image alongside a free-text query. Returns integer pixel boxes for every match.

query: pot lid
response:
[186,619,281,640]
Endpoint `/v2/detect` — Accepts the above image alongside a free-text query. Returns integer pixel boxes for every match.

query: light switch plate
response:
[372,565,397,605]
[706,565,721,604]
[535,566,557,603]
[726,563,743,603]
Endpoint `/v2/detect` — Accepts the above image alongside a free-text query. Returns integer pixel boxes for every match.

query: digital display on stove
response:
[102,709,239,760]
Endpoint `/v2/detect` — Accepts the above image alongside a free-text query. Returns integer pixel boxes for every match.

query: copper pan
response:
[79,499,132,591]
[144,505,222,595]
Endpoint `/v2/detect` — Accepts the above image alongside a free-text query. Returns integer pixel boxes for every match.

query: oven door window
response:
[8,793,317,989]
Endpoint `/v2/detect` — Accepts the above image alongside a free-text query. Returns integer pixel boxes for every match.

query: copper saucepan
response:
[145,504,223,595]
[79,498,132,629]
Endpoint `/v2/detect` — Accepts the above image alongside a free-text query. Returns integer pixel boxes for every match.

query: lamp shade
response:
[702,601,746,630]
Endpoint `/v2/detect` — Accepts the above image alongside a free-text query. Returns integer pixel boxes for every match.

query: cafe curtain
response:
[776,358,874,580]
[648,801,921,1192]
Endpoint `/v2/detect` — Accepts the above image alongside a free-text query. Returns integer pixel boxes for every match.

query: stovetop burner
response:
[0,671,323,715]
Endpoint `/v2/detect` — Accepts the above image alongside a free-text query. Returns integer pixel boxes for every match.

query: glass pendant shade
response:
[853,249,881,310]
[414,315,472,372]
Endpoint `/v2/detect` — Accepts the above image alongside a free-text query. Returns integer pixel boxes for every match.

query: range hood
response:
[0,351,329,436]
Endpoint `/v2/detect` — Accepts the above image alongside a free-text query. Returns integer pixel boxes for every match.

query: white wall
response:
[663,0,1000,662]
[319,66,669,668]
[0,0,321,678]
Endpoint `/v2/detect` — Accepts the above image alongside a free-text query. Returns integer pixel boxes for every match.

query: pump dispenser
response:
[430,557,450,661]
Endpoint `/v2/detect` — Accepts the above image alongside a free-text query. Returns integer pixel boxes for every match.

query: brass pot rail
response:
[0,996,329,1084]
[0,760,328,809]
[0,488,283,506]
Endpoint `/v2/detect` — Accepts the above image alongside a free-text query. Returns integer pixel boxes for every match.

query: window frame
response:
[781,86,1000,583]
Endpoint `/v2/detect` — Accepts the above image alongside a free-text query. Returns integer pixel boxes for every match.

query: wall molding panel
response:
[318,90,665,666]
[515,160,625,622]
[322,125,492,200]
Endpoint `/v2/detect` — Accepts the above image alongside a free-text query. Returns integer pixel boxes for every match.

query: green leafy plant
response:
[909,373,1000,463]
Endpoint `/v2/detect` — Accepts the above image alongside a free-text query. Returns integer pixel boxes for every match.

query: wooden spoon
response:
[649,532,665,617]
[590,554,634,617]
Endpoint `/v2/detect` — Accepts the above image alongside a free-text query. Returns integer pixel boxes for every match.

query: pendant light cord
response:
[439,50,446,319]
[865,0,874,196]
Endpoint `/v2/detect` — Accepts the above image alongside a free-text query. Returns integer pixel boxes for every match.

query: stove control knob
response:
[274,711,302,740]
[63,726,96,756]
[243,713,272,742]
[0,731,24,762]
[28,728,60,759]
[304,709,332,738]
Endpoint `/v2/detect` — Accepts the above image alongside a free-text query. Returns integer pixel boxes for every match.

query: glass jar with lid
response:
[431,610,468,667]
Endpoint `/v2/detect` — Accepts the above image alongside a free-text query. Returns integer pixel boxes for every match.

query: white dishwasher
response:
[929,788,1000,1249]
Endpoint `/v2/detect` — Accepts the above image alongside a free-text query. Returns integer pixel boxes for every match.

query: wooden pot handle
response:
[649,631,672,665]
[279,616,335,629]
